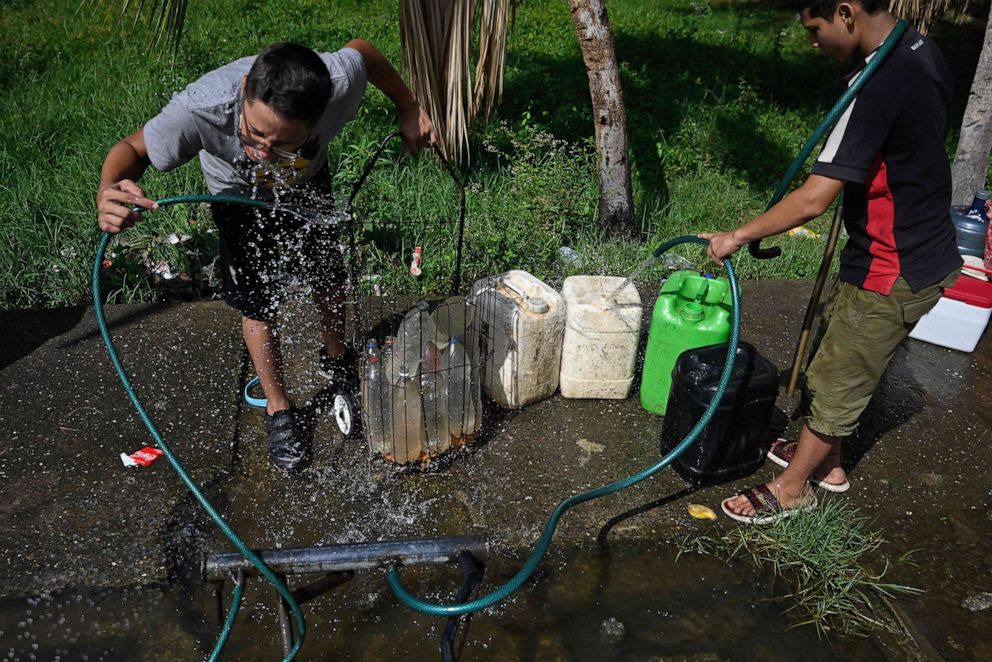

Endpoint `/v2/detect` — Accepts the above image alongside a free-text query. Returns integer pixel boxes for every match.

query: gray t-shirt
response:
[144,48,367,197]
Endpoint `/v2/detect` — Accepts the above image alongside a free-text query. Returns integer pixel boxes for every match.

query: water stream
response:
[605,255,658,307]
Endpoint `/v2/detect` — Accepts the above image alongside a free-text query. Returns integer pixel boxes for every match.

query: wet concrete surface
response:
[1,280,990,659]
[0,302,248,597]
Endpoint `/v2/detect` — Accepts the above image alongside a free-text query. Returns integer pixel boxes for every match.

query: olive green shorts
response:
[801,271,957,438]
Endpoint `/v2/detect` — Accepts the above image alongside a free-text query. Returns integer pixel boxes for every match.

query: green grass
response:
[678,498,923,638]
[0,0,988,308]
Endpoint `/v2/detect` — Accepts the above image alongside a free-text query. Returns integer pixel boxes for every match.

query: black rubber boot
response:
[264,409,311,472]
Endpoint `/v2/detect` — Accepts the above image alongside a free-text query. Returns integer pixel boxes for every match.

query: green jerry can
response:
[640,271,735,415]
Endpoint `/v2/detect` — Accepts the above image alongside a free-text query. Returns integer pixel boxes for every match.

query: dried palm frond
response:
[474,0,512,121]
[400,0,447,155]
[400,0,516,163]
[889,0,971,34]
[118,0,187,61]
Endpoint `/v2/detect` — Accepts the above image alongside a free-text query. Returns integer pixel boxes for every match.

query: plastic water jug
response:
[470,271,565,409]
[661,342,778,486]
[559,276,642,399]
[951,206,989,258]
[361,339,391,456]
[640,271,733,415]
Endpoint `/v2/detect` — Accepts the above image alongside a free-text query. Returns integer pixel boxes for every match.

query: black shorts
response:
[211,167,347,322]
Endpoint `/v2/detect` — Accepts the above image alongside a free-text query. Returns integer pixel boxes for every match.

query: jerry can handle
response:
[500,278,529,302]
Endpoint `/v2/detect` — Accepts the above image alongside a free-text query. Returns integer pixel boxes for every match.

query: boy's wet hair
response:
[793,0,886,19]
[245,42,332,126]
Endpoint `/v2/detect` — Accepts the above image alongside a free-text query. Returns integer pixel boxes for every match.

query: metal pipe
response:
[204,536,490,581]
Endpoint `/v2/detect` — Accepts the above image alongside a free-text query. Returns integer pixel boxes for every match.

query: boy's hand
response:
[398,102,437,155]
[698,230,745,265]
[97,180,157,234]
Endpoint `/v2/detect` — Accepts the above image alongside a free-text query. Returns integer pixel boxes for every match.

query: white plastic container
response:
[560,276,642,399]
[470,271,566,409]
[909,274,992,352]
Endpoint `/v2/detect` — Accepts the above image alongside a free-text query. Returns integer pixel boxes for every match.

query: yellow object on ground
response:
[788,227,820,239]
[687,504,718,520]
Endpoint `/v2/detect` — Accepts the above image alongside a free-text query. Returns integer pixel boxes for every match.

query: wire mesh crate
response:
[337,132,490,466]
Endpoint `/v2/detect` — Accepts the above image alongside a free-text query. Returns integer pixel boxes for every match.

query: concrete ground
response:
[1,279,990,659]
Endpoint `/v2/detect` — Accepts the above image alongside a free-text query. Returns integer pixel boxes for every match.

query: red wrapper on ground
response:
[121,446,164,467]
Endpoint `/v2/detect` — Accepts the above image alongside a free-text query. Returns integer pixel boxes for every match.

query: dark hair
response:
[245,42,332,126]
[792,0,887,19]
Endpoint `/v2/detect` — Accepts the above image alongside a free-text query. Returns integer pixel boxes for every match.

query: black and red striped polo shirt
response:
[812,26,962,295]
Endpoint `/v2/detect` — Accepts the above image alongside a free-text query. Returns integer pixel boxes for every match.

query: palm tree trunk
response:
[568,0,635,238]
[951,5,992,204]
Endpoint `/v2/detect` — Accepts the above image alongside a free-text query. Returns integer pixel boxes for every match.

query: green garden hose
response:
[387,235,742,616]
[93,194,304,661]
[97,19,910,636]
[210,572,245,662]
[389,19,911,620]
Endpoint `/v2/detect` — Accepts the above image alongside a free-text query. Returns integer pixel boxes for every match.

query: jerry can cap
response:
[526,297,550,313]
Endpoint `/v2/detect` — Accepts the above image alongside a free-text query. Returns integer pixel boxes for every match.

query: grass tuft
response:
[678,498,922,639]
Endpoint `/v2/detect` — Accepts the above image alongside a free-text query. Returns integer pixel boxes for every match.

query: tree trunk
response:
[951,6,992,205]
[568,0,635,238]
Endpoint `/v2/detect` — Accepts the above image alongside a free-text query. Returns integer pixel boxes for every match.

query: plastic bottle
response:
[380,335,396,450]
[466,333,483,436]
[381,326,423,462]
[389,373,424,463]
[362,340,389,455]
[444,337,478,443]
[985,205,992,271]
[420,339,450,455]
[381,335,396,373]
[659,254,696,271]
[952,192,990,258]
[392,301,434,384]
[559,246,580,265]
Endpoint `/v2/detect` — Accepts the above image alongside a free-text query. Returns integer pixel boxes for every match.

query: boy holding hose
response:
[96,41,436,472]
[701,0,961,523]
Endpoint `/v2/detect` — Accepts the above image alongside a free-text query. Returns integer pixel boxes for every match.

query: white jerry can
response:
[559,276,642,399]
[470,270,566,409]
